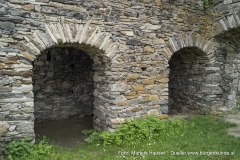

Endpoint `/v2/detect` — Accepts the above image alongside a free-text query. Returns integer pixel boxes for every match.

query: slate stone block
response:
[0,22,15,30]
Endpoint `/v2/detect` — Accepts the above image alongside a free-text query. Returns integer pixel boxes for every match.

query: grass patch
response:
[3,115,240,160]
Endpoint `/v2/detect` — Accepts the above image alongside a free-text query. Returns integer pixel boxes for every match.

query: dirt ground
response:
[34,112,240,149]
[34,115,93,148]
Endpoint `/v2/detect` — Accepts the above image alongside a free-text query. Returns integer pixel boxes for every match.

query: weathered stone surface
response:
[16,122,33,132]
[131,83,145,91]
[42,6,57,14]
[8,125,16,132]
[111,83,129,92]
[144,23,161,30]
[0,122,10,134]
[0,0,7,4]
[212,86,223,94]
[158,78,169,83]
[51,0,68,2]
[132,106,141,112]
[148,109,159,115]
[142,79,154,85]
[23,4,34,11]
[127,39,141,46]
[121,31,134,36]
[0,87,12,92]
[126,74,140,80]
[0,92,23,99]
[144,46,155,53]
[0,70,32,77]
[0,7,6,15]
[73,13,88,20]
[36,31,55,48]
[0,0,239,145]
[158,114,168,119]
[116,101,128,106]
[21,12,31,18]
[0,22,15,30]
[149,95,159,101]
[155,0,162,6]
[0,16,24,23]
[111,118,125,124]
[93,109,105,120]
[160,105,168,114]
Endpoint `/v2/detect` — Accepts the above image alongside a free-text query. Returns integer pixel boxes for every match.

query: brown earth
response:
[34,115,93,148]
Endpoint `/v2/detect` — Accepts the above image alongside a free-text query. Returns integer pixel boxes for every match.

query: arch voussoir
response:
[105,42,120,60]
[79,20,91,44]
[227,15,237,28]
[36,30,56,48]
[20,39,41,57]
[45,23,58,44]
[178,33,186,48]
[199,39,208,50]
[213,10,240,37]
[90,32,106,48]
[161,33,214,62]
[99,33,112,50]
[162,48,172,60]
[65,23,74,43]
[168,37,179,52]
[32,32,47,50]
[187,32,194,47]
[23,20,123,62]
[49,23,62,43]
[86,27,99,44]
[227,36,240,50]
[203,41,214,54]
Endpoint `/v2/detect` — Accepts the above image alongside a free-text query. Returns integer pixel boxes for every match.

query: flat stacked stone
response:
[0,0,240,148]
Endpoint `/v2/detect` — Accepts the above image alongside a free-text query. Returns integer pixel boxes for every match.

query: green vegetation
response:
[83,115,183,146]
[226,97,240,114]
[3,115,240,160]
[3,137,52,160]
[202,0,213,10]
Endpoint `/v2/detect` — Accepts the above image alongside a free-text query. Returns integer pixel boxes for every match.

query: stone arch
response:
[161,33,222,114]
[8,19,127,139]
[161,32,214,62]
[21,20,121,63]
[212,9,240,109]
[213,10,240,37]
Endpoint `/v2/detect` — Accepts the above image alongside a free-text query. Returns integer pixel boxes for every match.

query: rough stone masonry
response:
[0,0,240,146]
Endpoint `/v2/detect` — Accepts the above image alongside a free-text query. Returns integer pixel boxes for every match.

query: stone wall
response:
[0,0,240,147]
[211,0,240,109]
[33,47,94,120]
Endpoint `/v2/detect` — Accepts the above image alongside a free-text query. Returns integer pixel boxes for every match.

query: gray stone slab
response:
[0,22,15,30]
[0,7,6,15]
[36,31,55,48]
[16,122,33,132]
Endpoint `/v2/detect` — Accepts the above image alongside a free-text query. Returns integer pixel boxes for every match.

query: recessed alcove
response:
[32,47,94,147]
[168,47,219,114]
[33,47,94,120]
